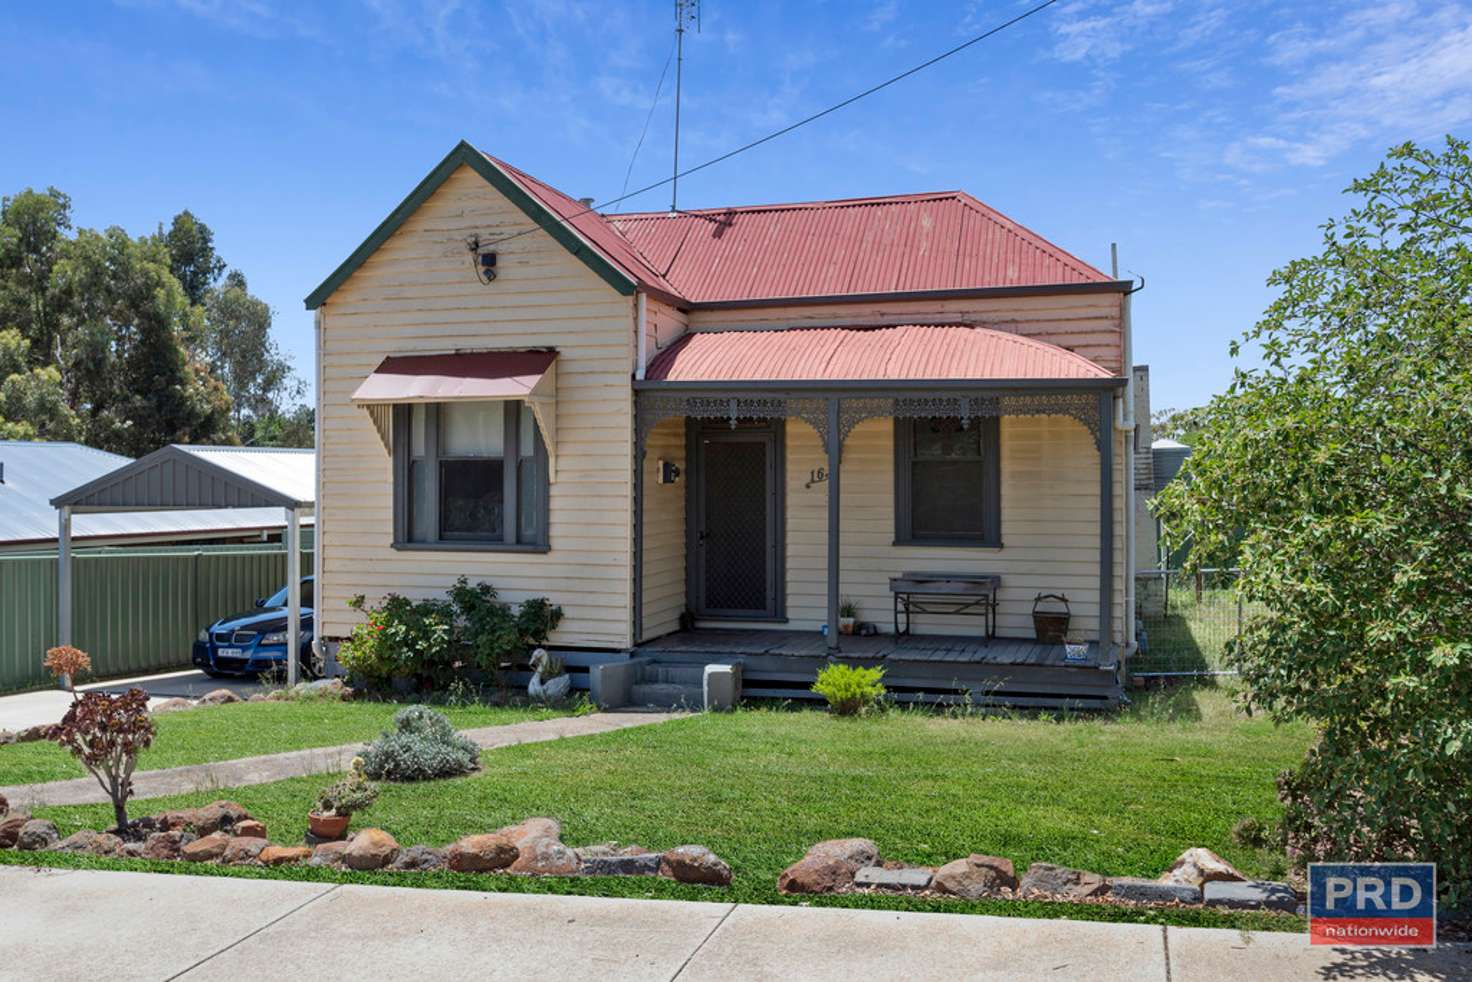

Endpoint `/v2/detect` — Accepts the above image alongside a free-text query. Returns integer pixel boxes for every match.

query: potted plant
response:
[838,598,859,636]
[310,758,378,839]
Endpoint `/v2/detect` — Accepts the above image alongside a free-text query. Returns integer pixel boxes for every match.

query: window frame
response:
[391,401,550,552]
[893,415,1001,548]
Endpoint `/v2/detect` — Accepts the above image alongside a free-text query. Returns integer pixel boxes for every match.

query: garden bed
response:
[9,688,1315,931]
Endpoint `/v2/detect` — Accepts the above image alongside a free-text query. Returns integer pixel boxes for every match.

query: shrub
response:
[811,663,886,716]
[315,758,378,817]
[50,689,155,829]
[1231,815,1272,851]
[339,577,564,690]
[1154,139,1472,904]
[43,645,91,690]
[360,705,480,781]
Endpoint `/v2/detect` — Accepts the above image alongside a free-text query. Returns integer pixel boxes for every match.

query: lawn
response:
[12,687,1316,931]
[0,698,581,786]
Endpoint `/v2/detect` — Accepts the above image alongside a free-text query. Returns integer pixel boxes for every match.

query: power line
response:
[486,0,1060,247]
[613,37,677,213]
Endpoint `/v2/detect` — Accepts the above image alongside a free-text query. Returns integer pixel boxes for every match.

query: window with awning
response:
[350,350,558,484]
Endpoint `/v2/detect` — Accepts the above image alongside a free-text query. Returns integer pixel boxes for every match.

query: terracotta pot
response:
[838,617,856,635]
[308,812,350,840]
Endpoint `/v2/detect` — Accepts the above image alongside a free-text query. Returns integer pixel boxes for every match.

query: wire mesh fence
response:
[1133,568,1251,677]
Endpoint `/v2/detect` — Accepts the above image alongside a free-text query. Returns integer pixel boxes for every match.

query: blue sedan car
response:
[192,577,316,679]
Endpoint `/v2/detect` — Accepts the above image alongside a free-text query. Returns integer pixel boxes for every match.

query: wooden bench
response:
[888,571,1001,640]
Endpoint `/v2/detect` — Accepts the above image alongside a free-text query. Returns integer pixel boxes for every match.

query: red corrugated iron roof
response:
[608,192,1110,303]
[645,325,1112,382]
[482,153,685,299]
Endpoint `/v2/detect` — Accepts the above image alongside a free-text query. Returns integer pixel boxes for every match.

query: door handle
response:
[697,530,708,545]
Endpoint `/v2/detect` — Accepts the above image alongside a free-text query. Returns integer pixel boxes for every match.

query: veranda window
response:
[893,416,1000,546]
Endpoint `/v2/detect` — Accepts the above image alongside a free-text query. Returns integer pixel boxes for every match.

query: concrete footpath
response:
[2,867,1467,981]
[2,711,682,810]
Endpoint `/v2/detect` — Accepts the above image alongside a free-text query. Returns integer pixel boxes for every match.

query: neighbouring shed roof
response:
[0,441,310,547]
[644,325,1115,383]
[52,445,315,513]
[305,141,1127,311]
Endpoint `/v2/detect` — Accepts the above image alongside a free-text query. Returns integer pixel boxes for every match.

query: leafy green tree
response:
[51,226,233,455]
[1150,405,1208,445]
[0,328,78,440]
[0,188,71,365]
[1155,138,1472,903]
[161,209,226,307]
[239,404,314,448]
[203,270,302,429]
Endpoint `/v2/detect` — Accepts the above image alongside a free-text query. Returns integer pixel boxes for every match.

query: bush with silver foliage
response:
[360,705,480,781]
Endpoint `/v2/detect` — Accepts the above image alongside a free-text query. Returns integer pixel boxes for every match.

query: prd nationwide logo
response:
[1308,863,1436,946]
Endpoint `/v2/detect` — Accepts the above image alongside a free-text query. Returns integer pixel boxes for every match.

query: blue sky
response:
[4,1,1471,413]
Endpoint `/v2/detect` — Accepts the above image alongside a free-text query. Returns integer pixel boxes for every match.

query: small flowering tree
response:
[51,688,156,830]
[43,645,91,694]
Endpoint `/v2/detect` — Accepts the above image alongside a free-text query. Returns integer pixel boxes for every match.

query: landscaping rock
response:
[509,835,581,876]
[56,830,125,857]
[343,828,399,870]
[659,845,732,886]
[260,845,312,867]
[16,819,59,851]
[0,729,16,745]
[198,688,242,706]
[1108,877,1202,905]
[149,810,196,832]
[187,800,253,835]
[310,840,353,867]
[1018,863,1110,900]
[1159,847,1247,888]
[390,845,447,872]
[247,693,270,703]
[182,833,231,863]
[497,817,561,846]
[0,792,8,815]
[150,698,196,715]
[17,724,54,743]
[581,853,662,876]
[122,842,146,858]
[222,837,267,865]
[0,813,26,847]
[931,855,1018,899]
[854,866,932,891]
[446,834,519,873]
[777,838,880,894]
[141,831,196,861]
[1203,879,1298,913]
[233,820,268,839]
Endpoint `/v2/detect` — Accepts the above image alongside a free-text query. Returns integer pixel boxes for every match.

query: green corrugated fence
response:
[0,542,313,692]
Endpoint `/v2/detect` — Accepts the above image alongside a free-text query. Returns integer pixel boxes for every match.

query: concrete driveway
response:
[0,670,266,732]
[2,867,1467,981]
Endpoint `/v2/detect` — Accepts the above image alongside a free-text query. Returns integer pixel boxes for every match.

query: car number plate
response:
[216,648,244,658]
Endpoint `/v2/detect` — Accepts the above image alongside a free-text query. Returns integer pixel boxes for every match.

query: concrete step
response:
[638,663,707,686]
[628,682,704,709]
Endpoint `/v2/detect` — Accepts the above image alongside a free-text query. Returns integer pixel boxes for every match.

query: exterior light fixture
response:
[465,235,498,284]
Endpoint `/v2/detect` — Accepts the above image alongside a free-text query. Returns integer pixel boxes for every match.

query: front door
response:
[690,422,783,619]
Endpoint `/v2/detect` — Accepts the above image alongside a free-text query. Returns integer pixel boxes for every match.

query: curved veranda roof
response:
[645,324,1115,383]
[51,445,314,513]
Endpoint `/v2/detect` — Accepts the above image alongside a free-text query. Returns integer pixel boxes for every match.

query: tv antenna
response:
[671,0,700,211]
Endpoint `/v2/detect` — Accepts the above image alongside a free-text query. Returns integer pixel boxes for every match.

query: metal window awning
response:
[351,350,559,481]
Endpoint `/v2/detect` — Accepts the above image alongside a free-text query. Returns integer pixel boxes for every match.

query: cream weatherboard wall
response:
[685,291,1126,374]
[652,412,1127,646]
[778,415,1127,643]
[317,164,637,648]
[639,416,686,639]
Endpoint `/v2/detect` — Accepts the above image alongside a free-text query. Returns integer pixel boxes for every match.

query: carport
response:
[50,446,315,686]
